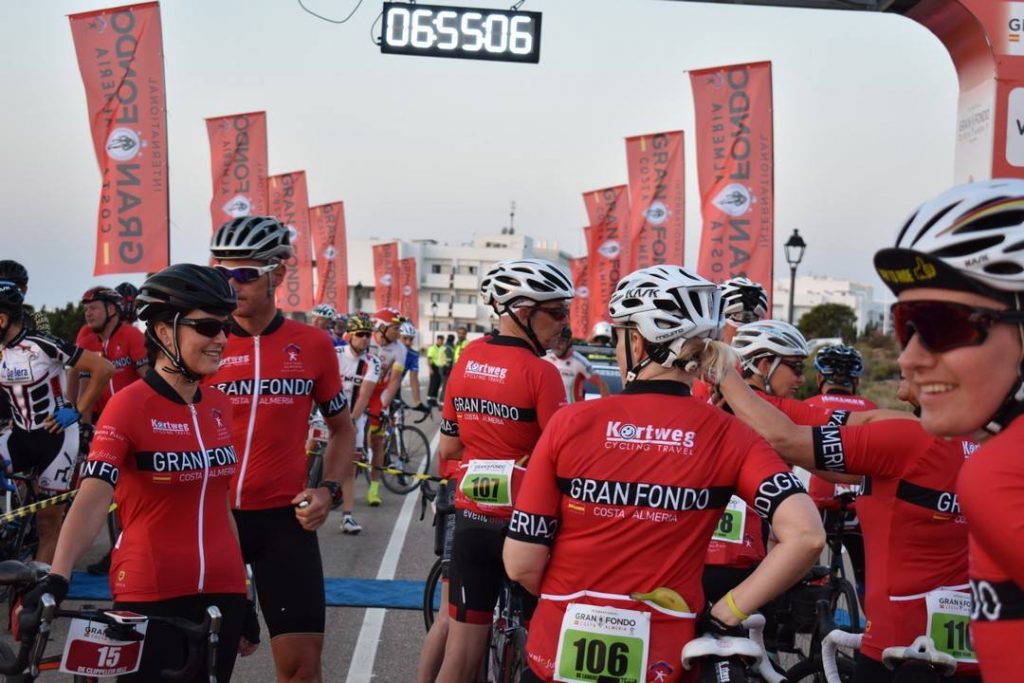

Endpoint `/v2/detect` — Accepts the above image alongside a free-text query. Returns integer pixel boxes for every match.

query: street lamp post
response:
[784,229,807,325]
[430,301,438,332]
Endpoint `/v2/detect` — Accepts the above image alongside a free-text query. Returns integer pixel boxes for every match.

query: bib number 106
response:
[571,638,629,678]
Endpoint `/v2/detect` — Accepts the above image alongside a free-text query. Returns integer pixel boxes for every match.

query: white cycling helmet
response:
[721,276,769,324]
[732,320,809,362]
[608,265,723,369]
[480,259,574,310]
[311,304,338,321]
[874,179,1024,306]
[211,215,294,263]
[399,321,417,338]
[590,321,612,342]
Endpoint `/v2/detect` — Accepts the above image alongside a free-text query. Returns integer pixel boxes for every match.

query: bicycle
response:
[364,400,432,495]
[681,614,787,683]
[0,560,222,682]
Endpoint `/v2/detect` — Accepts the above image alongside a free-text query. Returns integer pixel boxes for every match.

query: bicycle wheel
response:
[381,426,430,495]
[783,656,825,683]
[423,557,443,632]
[306,451,323,489]
[829,578,861,633]
[496,627,528,683]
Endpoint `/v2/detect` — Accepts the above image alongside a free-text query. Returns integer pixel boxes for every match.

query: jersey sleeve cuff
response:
[440,417,459,437]
[812,425,848,472]
[507,509,558,546]
[751,471,805,522]
[319,390,348,418]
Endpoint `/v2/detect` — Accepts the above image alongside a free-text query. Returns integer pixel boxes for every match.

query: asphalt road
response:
[0,418,442,683]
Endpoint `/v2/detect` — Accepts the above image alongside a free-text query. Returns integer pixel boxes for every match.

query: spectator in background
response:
[426,335,448,406]
[452,325,469,363]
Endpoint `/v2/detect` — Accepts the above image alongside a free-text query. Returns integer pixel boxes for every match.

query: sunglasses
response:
[214,264,277,284]
[351,331,371,338]
[178,317,232,338]
[534,305,570,322]
[610,325,630,346]
[727,310,761,325]
[892,300,1024,353]
[779,358,805,375]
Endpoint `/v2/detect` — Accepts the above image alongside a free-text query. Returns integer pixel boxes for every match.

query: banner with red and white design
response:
[206,111,268,233]
[372,243,399,311]
[690,61,774,304]
[583,186,629,332]
[625,131,685,270]
[569,256,590,341]
[267,171,314,313]
[69,2,168,275]
[399,258,419,326]
[309,202,348,312]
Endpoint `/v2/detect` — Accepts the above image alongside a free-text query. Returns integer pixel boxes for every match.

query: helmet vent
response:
[983,261,1024,275]
[932,235,1004,258]
[953,205,1024,235]
[907,202,957,247]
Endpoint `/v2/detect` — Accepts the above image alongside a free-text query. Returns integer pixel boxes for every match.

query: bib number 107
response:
[469,476,501,501]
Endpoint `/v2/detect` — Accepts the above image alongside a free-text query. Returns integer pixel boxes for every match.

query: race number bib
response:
[712,496,747,545]
[60,616,148,677]
[926,589,976,663]
[459,459,514,507]
[554,603,650,683]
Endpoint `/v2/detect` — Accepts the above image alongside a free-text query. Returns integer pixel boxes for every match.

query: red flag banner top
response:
[583,186,630,332]
[625,131,685,270]
[69,2,168,275]
[569,257,590,341]
[399,258,419,326]
[372,243,399,311]
[690,61,774,305]
[206,112,268,232]
[268,172,314,313]
[310,202,348,312]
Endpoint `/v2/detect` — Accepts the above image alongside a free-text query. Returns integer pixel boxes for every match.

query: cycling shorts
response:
[432,483,456,579]
[233,506,325,637]
[113,592,246,683]
[0,426,78,492]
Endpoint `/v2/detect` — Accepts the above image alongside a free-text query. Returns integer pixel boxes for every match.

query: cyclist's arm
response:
[65,368,87,420]
[351,379,376,420]
[438,434,463,461]
[49,477,113,580]
[70,350,114,417]
[846,408,917,425]
[814,470,862,485]
[407,369,423,404]
[135,362,150,380]
[380,364,403,407]
[959,443,1024,588]
[503,539,548,595]
[590,373,610,398]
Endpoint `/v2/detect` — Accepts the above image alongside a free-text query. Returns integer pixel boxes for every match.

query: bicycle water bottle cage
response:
[882,636,957,677]
[681,633,762,670]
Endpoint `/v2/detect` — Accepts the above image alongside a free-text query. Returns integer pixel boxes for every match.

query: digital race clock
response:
[380,2,542,64]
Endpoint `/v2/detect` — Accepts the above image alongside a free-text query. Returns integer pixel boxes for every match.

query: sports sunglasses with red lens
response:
[891,300,1024,353]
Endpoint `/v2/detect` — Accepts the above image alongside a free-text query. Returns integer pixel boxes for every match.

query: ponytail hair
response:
[674,337,737,385]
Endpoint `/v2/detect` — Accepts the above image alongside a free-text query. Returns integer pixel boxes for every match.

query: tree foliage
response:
[798,303,857,343]
[39,303,85,342]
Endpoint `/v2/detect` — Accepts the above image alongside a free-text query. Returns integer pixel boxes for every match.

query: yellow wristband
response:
[725,591,750,622]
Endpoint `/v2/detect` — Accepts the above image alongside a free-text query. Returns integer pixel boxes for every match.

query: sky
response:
[1,0,958,308]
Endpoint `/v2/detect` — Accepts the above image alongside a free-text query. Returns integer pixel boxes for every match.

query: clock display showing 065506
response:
[380,2,542,64]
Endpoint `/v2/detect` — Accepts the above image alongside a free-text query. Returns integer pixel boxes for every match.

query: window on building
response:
[467,265,477,275]
[431,264,441,274]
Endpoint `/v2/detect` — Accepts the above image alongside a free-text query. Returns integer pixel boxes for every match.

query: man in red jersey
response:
[872,180,1024,683]
[210,215,356,683]
[68,286,148,421]
[428,258,573,683]
[717,366,980,682]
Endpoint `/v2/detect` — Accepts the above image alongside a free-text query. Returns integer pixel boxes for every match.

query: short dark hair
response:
[446,334,455,344]
[436,335,444,343]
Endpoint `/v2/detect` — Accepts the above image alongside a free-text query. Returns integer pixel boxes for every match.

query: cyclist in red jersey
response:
[23,264,251,682]
[504,265,824,683]
[430,258,573,683]
[871,180,1024,683]
[716,364,980,681]
[68,286,148,421]
[210,215,355,682]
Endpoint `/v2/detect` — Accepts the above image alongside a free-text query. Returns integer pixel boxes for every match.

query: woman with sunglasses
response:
[504,265,824,683]
[874,179,1024,682]
[23,264,252,682]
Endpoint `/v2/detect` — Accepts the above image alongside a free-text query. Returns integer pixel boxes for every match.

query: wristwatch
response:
[318,480,343,506]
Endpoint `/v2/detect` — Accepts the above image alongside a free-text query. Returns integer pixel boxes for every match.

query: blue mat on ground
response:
[69,572,441,611]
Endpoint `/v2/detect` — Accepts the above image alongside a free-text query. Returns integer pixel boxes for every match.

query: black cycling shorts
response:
[234,506,326,637]
[113,592,246,683]
[449,508,531,625]
[433,483,456,580]
[2,426,78,492]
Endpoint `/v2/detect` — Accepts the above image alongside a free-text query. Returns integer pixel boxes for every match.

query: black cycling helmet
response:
[115,282,139,320]
[210,216,293,263]
[0,280,25,313]
[81,286,123,308]
[137,264,237,323]
[814,344,864,392]
[0,261,28,290]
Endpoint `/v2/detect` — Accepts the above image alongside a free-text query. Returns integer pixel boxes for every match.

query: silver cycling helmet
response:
[210,215,294,263]
[480,259,574,310]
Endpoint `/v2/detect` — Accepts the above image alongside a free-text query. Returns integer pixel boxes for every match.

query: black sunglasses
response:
[351,331,371,338]
[892,300,1024,353]
[178,317,231,338]
[610,325,631,346]
[214,264,277,284]
[534,305,570,322]
[779,358,805,375]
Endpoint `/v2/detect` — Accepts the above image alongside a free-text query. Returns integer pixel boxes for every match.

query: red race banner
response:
[625,131,685,270]
[268,171,314,313]
[69,2,168,275]
[583,186,629,332]
[399,258,419,326]
[569,256,590,341]
[690,61,774,305]
[372,243,399,311]
[309,202,348,312]
[206,112,268,232]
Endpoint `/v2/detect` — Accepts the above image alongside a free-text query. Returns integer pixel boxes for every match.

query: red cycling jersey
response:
[441,335,564,519]
[82,372,246,602]
[510,380,804,683]
[803,393,876,506]
[209,314,347,510]
[75,322,146,414]
[811,419,977,673]
[958,416,1024,682]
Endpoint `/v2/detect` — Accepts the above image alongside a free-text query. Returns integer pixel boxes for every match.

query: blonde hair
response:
[675,337,737,385]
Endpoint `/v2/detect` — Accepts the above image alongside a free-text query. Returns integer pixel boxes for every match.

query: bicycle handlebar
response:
[881,635,957,677]
[822,628,863,683]
[742,614,786,683]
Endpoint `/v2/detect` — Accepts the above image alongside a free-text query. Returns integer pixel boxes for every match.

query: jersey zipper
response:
[187,402,211,593]
[234,335,261,508]
[101,337,115,398]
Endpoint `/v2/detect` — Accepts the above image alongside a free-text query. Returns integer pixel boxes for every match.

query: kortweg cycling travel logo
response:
[605,420,696,453]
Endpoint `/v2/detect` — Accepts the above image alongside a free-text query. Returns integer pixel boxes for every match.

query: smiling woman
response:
[872,179,1024,683]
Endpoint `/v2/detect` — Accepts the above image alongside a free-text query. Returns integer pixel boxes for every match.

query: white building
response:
[772,275,887,334]
[346,230,572,341]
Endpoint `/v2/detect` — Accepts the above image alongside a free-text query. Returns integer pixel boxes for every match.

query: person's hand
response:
[291,487,330,531]
[698,603,747,636]
[238,600,260,656]
[44,407,81,434]
[20,573,70,615]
